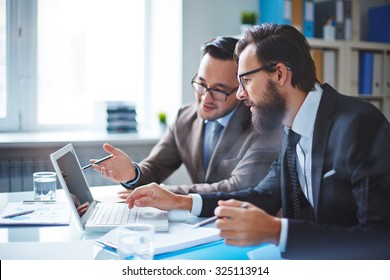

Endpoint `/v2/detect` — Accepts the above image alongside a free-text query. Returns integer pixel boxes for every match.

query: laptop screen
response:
[54,145,94,218]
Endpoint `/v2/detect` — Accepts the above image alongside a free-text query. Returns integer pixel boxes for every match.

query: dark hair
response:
[201,36,239,60]
[235,24,317,93]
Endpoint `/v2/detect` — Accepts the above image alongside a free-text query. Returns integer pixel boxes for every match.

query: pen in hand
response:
[2,209,35,219]
[192,202,248,228]
[81,154,113,170]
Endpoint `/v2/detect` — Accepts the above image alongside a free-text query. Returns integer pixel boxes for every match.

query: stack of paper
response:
[0,202,71,226]
[95,222,221,255]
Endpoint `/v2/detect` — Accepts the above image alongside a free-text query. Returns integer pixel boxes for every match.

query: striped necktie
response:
[287,129,302,219]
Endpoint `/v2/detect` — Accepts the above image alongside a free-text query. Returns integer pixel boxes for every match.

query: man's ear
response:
[274,63,290,85]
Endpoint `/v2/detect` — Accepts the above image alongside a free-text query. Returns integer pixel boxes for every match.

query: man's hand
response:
[118,189,133,200]
[125,182,192,211]
[215,199,281,247]
[91,143,136,183]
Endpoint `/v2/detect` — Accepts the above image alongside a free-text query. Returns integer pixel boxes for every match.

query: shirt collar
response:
[204,105,238,128]
[288,83,323,138]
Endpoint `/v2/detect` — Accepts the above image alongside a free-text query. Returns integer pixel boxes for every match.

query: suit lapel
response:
[193,113,206,180]
[311,84,337,218]
[205,102,250,179]
[280,132,290,217]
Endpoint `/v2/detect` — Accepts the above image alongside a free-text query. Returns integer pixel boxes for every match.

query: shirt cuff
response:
[277,218,288,252]
[188,194,202,216]
[120,162,141,189]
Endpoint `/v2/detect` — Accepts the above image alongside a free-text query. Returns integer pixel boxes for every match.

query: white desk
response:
[0,185,199,242]
[0,185,280,260]
[0,185,214,259]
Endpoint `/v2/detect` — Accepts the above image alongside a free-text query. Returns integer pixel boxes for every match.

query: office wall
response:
[181,0,258,105]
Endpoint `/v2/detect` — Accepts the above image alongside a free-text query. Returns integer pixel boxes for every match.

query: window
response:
[37,0,145,127]
[0,0,182,132]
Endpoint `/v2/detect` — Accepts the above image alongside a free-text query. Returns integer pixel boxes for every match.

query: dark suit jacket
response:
[133,102,282,194]
[200,84,390,259]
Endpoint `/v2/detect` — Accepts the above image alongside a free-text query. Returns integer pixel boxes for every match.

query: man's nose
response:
[236,86,247,100]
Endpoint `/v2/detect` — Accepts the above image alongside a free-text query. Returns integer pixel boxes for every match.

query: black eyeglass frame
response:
[237,64,292,91]
[191,74,239,102]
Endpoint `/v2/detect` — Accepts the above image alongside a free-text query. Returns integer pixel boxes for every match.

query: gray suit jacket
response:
[200,84,390,259]
[132,102,282,194]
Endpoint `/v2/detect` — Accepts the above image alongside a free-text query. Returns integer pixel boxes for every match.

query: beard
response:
[252,80,286,134]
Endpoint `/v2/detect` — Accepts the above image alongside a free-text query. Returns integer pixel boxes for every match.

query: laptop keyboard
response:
[91,203,136,225]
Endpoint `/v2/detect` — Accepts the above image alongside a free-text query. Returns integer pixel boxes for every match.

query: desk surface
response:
[0,186,278,260]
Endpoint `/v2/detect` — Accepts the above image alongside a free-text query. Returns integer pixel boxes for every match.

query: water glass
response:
[33,172,57,201]
[117,224,155,260]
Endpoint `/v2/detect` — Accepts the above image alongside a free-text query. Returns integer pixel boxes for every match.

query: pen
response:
[81,154,113,170]
[2,209,35,219]
[192,202,249,228]
[94,240,118,253]
[22,200,56,204]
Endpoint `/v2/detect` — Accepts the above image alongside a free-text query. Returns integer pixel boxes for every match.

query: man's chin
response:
[252,113,281,134]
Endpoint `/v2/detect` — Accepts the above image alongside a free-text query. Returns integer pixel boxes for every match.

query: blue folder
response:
[358,51,373,95]
[368,4,390,43]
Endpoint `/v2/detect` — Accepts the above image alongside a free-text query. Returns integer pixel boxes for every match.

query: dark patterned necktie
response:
[204,121,223,169]
[287,129,302,219]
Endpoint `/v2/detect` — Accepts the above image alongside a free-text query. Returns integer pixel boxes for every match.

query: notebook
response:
[50,143,169,233]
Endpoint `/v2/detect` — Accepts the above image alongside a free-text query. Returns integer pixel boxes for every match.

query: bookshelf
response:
[308,38,390,119]
[255,0,390,119]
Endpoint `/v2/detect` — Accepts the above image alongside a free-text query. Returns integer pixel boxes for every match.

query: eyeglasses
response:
[237,64,277,91]
[191,75,238,102]
[237,64,292,91]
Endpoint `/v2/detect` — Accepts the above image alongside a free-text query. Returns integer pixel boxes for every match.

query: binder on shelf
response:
[368,4,390,43]
[372,52,383,96]
[292,0,303,32]
[323,49,337,89]
[386,54,390,94]
[259,0,292,25]
[343,0,352,40]
[311,48,323,83]
[350,50,359,94]
[351,0,360,40]
[314,0,344,40]
[358,51,373,95]
[106,101,137,133]
[303,0,314,38]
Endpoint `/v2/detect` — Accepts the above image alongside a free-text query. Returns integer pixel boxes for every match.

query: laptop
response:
[50,143,169,233]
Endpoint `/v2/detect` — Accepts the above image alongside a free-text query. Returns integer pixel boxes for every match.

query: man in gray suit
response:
[125,24,390,259]
[93,37,282,195]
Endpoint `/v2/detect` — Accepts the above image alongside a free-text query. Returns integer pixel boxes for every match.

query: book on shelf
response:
[259,0,292,25]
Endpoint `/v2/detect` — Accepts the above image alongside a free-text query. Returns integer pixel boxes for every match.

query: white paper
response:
[0,202,71,226]
[96,222,221,255]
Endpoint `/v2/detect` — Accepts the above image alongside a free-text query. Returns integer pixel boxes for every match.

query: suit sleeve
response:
[199,160,283,217]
